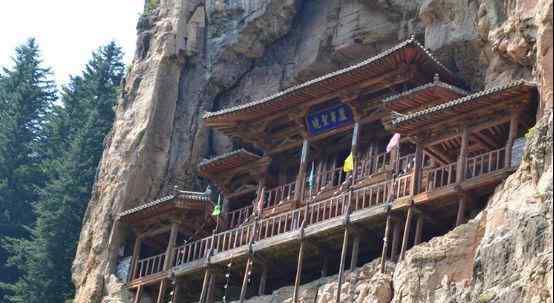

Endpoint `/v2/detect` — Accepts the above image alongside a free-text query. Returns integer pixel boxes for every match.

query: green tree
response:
[2,42,124,303]
[0,39,57,298]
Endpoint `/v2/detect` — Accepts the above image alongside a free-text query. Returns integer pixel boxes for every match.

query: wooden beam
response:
[474,131,500,149]
[164,222,179,271]
[156,279,168,303]
[239,258,253,303]
[400,205,414,260]
[380,212,392,273]
[129,235,143,282]
[391,221,401,261]
[294,139,310,201]
[412,140,424,195]
[456,197,467,227]
[258,265,268,296]
[133,285,144,303]
[336,227,350,303]
[456,125,469,183]
[350,234,360,270]
[293,234,305,303]
[206,273,216,303]
[351,122,360,180]
[505,110,520,168]
[414,215,424,245]
[199,269,211,303]
[425,146,452,165]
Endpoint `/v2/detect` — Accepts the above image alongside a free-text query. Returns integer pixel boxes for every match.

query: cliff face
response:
[72,0,553,302]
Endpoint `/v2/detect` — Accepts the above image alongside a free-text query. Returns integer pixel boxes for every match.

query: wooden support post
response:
[239,258,253,303]
[411,140,424,195]
[456,196,467,227]
[172,280,184,303]
[380,212,392,273]
[199,268,211,303]
[414,215,424,245]
[295,139,310,201]
[457,125,469,183]
[400,205,414,260]
[258,265,268,296]
[129,235,143,282]
[336,227,350,303]
[321,256,329,278]
[391,221,401,261]
[351,122,360,180]
[505,110,520,168]
[164,221,179,271]
[350,234,360,270]
[293,238,305,303]
[156,279,168,303]
[206,273,216,303]
[133,285,143,303]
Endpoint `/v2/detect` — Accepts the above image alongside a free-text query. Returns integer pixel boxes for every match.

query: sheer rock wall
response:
[72,0,553,302]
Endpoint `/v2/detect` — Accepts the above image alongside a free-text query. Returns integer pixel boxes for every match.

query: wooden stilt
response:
[156,279,168,303]
[350,234,360,270]
[172,280,184,303]
[258,265,268,296]
[293,238,305,303]
[133,285,143,303]
[400,205,414,260]
[380,212,392,273]
[199,268,211,303]
[414,215,424,245]
[129,235,143,282]
[456,197,466,227]
[321,255,329,278]
[336,227,350,303]
[391,221,401,261]
[239,258,253,303]
[505,110,519,168]
[206,273,216,303]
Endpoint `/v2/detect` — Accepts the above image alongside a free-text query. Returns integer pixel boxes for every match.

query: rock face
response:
[72,0,553,302]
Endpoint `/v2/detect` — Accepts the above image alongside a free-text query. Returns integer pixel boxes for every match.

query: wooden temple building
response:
[118,37,537,303]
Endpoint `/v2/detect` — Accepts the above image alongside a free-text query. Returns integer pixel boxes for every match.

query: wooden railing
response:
[314,166,346,193]
[355,152,391,180]
[394,154,414,174]
[227,205,254,229]
[465,147,506,179]
[265,182,296,208]
[135,252,166,279]
[422,162,457,192]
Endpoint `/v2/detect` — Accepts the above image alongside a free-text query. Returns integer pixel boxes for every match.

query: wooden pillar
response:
[411,140,424,195]
[172,280,184,303]
[505,110,520,168]
[456,195,467,227]
[156,279,168,303]
[336,227,350,303]
[380,212,392,273]
[457,126,469,183]
[258,265,268,296]
[239,258,253,303]
[164,222,179,271]
[295,139,310,201]
[133,285,144,303]
[350,234,360,270]
[129,235,143,282]
[391,221,401,261]
[400,205,414,260]
[321,256,329,278]
[414,215,424,245]
[293,238,305,303]
[351,122,360,180]
[199,268,211,303]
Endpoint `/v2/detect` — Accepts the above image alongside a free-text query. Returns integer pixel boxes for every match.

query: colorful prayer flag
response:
[212,194,222,216]
[343,152,354,173]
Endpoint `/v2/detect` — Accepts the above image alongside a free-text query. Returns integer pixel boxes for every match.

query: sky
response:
[0,0,144,86]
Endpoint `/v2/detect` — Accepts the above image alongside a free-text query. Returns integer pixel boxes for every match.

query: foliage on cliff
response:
[0,41,124,303]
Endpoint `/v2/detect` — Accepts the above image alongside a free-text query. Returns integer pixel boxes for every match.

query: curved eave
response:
[383,80,467,113]
[198,149,262,177]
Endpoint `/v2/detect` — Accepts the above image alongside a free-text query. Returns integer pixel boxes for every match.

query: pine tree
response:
[2,42,124,303]
[0,39,57,299]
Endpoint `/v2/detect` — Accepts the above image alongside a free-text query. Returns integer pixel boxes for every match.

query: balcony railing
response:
[132,148,510,281]
[227,205,254,229]
[265,182,296,208]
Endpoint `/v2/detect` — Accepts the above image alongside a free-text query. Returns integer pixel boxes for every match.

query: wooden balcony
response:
[129,147,513,283]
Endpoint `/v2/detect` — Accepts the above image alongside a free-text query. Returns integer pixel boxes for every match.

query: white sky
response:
[0,0,144,86]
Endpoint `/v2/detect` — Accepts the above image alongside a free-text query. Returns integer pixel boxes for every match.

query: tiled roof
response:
[391,80,536,129]
[203,36,460,123]
[382,79,467,109]
[198,149,262,174]
[118,191,210,218]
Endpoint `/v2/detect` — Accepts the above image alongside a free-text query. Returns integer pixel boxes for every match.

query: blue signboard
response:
[306,103,353,136]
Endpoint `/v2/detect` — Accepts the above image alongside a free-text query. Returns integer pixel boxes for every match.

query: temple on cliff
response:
[117,37,537,303]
